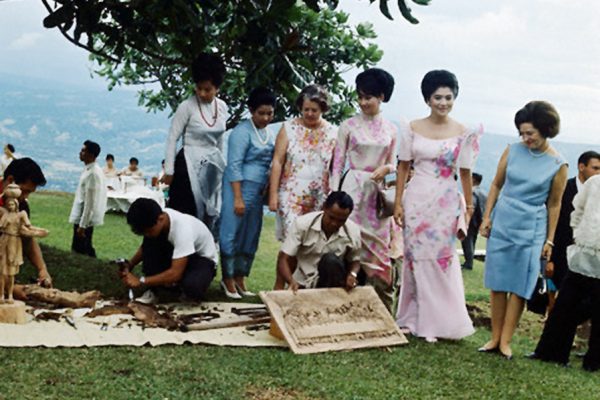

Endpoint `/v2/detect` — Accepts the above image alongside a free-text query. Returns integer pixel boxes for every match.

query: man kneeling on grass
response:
[276,191,362,292]
[119,198,217,303]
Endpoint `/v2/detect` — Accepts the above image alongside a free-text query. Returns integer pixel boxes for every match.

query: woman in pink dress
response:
[394,70,482,342]
[269,85,337,289]
[331,68,398,311]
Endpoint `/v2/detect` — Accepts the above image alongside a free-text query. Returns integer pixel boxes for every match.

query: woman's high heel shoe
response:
[221,281,242,299]
[235,282,256,297]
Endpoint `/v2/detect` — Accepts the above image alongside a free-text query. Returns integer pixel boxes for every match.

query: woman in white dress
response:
[161,53,228,238]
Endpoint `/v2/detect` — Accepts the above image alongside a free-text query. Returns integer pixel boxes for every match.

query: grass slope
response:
[0,192,597,400]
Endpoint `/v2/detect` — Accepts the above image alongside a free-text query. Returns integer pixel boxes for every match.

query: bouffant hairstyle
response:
[421,70,459,102]
[514,101,560,138]
[129,157,139,165]
[106,154,114,162]
[355,68,395,102]
[191,53,226,87]
[247,87,276,112]
[295,84,330,113]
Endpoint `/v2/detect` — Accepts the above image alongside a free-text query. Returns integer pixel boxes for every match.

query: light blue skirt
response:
[484,195,546,300]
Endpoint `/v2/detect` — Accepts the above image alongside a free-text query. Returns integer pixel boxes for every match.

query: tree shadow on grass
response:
[19,244,127,299]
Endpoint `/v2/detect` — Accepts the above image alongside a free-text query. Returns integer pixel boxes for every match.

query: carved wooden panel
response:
[260,286,408,354]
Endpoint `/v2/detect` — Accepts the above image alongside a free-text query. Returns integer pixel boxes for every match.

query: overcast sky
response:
[1,0,600,144]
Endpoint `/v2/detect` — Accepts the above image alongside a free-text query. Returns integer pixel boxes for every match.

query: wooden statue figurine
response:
[0,184,48,304]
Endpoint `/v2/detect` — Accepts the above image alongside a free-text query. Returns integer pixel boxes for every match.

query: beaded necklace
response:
[196,95,218,127]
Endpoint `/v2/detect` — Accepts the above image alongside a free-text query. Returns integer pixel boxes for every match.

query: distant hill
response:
[1,75,598,192]
[0,74,170,191]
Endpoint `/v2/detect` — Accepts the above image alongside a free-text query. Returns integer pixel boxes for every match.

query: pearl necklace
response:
[196,96,218,127]
[250,119,271,146]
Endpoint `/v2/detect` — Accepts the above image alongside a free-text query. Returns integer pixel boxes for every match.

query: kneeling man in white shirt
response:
[119,198,216,302]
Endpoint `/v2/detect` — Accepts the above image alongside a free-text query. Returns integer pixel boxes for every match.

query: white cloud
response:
[89,118,113,131]
[0,119,16,126]
[55,132,71,142]
[8,32,43,50]
[128,129,165,139]
[0,118,22,138]
[137,143,164,154]
[47,160,81,172]
[341,0,600,143]
[28,124,38,135]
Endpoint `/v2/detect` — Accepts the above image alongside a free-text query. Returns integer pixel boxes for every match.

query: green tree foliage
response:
[41,0,429,125]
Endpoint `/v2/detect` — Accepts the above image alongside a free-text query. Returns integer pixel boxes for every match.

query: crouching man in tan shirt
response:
[277,191,362,292]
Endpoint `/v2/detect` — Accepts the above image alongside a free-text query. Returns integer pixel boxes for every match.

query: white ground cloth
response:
[0,302,285,348]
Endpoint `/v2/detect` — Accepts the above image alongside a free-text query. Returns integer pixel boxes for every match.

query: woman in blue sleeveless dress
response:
[479,101,568,359]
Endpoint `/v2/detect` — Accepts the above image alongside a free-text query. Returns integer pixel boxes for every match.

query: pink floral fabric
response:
[276,119,337,241]
[397,124,483,266]
[395,123,483,339]
[331,113,397,285]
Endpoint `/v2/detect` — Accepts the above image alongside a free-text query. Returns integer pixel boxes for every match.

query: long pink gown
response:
[331,113,397,286]
[396,123,482,339]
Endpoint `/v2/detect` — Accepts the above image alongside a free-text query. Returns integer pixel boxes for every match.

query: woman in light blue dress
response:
[479,101,568,359]
[219,88,276,298]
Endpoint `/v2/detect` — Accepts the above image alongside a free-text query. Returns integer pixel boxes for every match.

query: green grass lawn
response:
[1,192,597,400]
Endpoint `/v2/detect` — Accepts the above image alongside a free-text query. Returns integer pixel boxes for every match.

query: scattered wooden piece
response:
[186,315,271,332]
[0,300,27,324]
[20,285,101,308]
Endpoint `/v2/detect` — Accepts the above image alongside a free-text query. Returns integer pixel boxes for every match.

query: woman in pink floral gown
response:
[331,68,398,311]
[394,70,482,342]
[269,85,337,289]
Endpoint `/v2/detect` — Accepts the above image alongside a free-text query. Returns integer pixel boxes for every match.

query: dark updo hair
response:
[421,70,459,102]
[295,84,330,113]
[191,53,226,87]
[106,154,114,162]
[355,68,395,102]
[247,87,276,111]
[514,101,560,138]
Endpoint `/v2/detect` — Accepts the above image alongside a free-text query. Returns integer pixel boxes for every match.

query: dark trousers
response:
[534,271,600,370]
[316,253,348,289]
[166,148,220,240]
[71,225,96,257]
[167,149,197,218]
[460,227,478,270]
[141,235,216,301]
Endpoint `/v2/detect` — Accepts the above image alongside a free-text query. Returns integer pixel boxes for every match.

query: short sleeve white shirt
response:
[165,208,217,264]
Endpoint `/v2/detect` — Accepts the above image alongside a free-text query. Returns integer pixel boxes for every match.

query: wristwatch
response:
[350,271,358,278]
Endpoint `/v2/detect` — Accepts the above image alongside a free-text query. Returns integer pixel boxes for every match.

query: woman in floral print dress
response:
[331,68,397,312]
[269,84,337,289]
[393,70,482,342]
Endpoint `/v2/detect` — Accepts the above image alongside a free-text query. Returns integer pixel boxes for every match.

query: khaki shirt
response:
[281,211,362,288]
